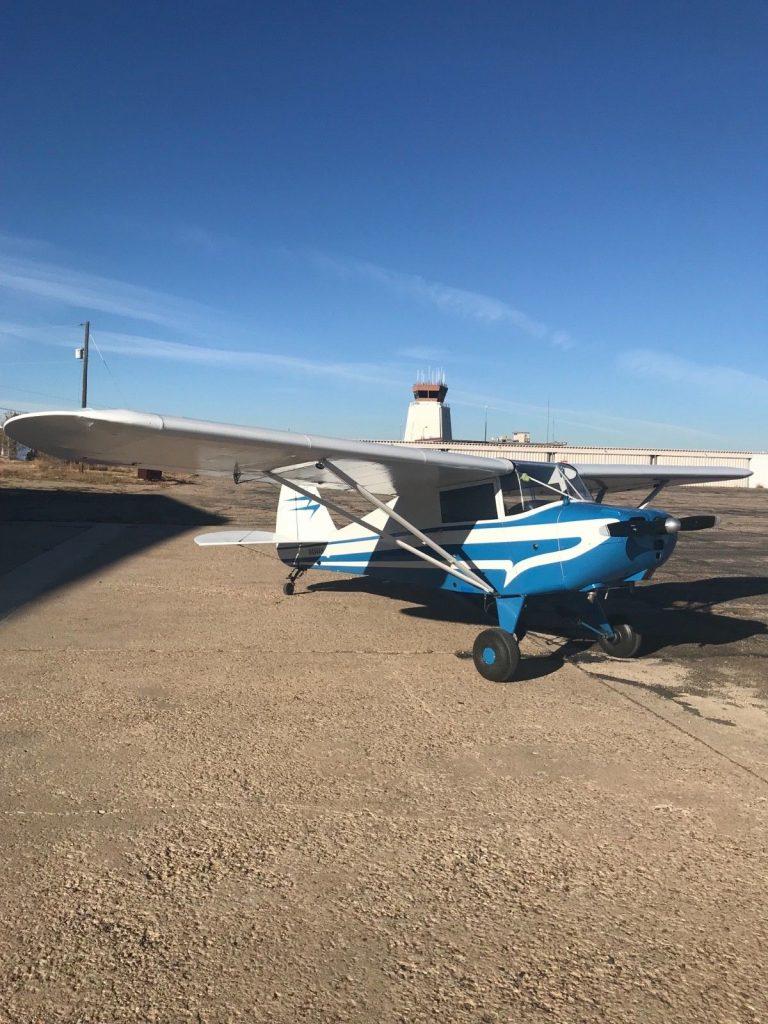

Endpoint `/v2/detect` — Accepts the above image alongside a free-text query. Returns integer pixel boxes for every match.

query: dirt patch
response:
[1,476,767,1022]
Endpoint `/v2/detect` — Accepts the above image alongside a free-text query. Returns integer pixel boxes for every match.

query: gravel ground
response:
[0,471,767,1023]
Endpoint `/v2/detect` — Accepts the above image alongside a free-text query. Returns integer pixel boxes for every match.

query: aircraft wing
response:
[574,462,751,493]
[3,408,513,495]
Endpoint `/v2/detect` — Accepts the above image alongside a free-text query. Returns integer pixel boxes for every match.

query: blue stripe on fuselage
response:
[277,501,678,597]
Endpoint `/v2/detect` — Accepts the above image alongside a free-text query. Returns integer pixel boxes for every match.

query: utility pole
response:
[483,404,488,443]
[79,321,90,408]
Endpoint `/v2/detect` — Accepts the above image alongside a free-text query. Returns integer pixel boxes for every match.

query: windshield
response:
[557,462,592,500]
[499,462,590,516]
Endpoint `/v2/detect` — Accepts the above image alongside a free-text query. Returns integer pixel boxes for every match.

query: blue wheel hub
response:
[482,646,497,666]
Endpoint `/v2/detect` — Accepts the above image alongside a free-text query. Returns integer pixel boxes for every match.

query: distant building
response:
[391,382,767,487]
[403,376,452,442]
[491,431,532,445]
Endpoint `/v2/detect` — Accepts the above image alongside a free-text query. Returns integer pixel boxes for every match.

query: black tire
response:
[282,581,295,596]
[598,622,642,659]
[472,628,521,682]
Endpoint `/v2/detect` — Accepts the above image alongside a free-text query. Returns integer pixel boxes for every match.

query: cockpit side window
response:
[500,469,561,515]
[499,472,526,516]
[499,463,591,517]
[439,481,498,524]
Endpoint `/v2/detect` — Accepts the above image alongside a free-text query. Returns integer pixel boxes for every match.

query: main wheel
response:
[282,580,295,596]
[473,628,521,682]
[598,622,642,659]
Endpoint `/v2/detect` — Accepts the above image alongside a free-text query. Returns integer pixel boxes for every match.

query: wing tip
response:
[3,408,164,444]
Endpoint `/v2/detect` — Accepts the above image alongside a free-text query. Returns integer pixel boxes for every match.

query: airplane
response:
[4,408,751,682]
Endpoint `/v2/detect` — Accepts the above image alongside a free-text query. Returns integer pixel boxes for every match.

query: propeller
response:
[676,514,718,532]
[606,514,718,538]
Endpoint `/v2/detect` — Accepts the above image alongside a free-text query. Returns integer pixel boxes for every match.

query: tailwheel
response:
[282,567,304,596]
[598,622,642,659]
[473,628,521,682]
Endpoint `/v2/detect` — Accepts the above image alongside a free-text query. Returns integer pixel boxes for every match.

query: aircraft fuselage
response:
[277,499,677,598]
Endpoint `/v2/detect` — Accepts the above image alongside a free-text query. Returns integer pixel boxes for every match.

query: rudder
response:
[275,483,337,544]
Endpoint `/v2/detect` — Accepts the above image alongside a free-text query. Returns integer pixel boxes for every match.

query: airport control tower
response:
[403,374,453,442]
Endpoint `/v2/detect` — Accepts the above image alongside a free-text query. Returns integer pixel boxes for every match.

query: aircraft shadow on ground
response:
[0,488,227,621]
[613,576,768,655]
[307,574,768,669]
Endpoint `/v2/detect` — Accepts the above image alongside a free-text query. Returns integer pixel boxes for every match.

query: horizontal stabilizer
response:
[194,530,275,547]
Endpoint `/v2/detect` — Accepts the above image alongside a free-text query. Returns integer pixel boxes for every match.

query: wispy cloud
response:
[309,252,575,350]
[1,317,719,442]
[0,250,219,336]
[0,393,74,412]
[172,223,236,254]
[619,349,768,400]
[0,322,403,390]
[0,230,57,255]
[114,217,245,257]
[396,344,449,362]
[449,386,721,443]
[0,239,413,391]
[0,235,733,445]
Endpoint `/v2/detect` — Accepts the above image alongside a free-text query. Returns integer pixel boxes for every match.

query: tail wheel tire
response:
[598,622,642,659]
[282,581,295,596]
[473,629,521,682]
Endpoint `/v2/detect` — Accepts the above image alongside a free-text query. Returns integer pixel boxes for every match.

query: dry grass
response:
[0,455,192,489]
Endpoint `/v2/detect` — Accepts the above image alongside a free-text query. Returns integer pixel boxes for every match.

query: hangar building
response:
[388,379,768,488]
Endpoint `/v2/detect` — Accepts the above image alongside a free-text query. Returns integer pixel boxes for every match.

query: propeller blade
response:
[606,516,682,538]
[607,514,718,537]
[677,514,718,531]
[606,518,646,537]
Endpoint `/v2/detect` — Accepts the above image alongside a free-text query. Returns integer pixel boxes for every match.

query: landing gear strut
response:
[470,592,644,682]
[282,567,305,596]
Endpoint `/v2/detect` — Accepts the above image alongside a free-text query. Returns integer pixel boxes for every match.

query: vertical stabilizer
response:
[275,483,337,543]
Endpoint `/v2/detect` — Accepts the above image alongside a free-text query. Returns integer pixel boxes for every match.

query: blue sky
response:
[1,1,766,448]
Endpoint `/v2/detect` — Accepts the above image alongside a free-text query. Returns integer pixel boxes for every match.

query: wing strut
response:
[321,459,495,592]
[637,481,668,509]
[264,466,495,596]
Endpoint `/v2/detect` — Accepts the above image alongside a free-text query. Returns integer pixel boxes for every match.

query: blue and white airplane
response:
[4,409,750,681]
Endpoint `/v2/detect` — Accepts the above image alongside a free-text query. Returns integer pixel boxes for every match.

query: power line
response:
[0,360,70,366]
[0,384,76,403]
[89,330,129,405]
